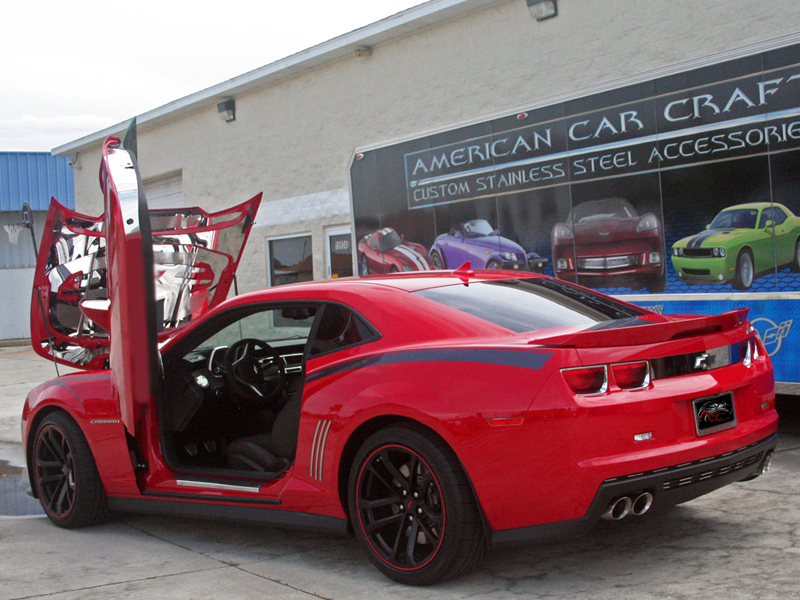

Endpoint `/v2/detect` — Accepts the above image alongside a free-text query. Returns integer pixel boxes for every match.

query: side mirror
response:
[705,224,710,230]
[494,229,500,235]
[764,220,774,230]
[454,230,464,239]
[401,234,405,241]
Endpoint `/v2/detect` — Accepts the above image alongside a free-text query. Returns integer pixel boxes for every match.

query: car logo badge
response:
[694,352,713,370]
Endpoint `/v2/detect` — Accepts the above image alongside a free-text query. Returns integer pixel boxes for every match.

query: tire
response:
[430,250,445,270]
[792,239,800,273]
[733,249,754,290]
[359,255,369,276]
[33,411,109,528]
[348,425,486,586]
[486,260,500,270]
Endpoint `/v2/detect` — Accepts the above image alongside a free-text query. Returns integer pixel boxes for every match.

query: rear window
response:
[414,278,645,333]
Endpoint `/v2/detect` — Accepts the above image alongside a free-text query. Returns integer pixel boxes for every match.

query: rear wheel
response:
[486,259,500,269]
[33,411,109,528]
[733,249,754,290]
[359,255,369,276]
[349,425,486,585]
[430,250,445,270]
[792,239,800,272]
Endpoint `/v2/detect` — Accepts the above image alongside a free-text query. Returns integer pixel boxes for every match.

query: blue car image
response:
[429,219,539,271]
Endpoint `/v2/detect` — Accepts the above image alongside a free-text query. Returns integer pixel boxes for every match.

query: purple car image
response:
[429,219,531,271]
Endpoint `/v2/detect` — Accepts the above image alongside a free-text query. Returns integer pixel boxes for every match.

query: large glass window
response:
[269,236,312,286]
[414,279,645,333]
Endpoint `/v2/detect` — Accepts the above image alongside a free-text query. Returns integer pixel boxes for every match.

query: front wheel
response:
[359,255,369,276]
[733,249,754,290]
[430,250,445,270]
[33,411,109,528]
[349,426,486,585]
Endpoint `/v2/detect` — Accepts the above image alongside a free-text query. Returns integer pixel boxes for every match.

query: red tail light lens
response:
[562,366,607,395]
[611,361,650,390]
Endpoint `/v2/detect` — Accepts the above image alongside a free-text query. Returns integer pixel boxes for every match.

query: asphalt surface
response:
[1,345,799,600]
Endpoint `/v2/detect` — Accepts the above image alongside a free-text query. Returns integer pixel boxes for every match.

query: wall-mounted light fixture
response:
[217,99,235,122]
[527,0,557,21]
[355,46,372,57]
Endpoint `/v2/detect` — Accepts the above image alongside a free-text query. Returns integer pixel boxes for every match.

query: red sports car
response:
[357,227,431,274]
[23,138,778,586]
[551,198,665,293]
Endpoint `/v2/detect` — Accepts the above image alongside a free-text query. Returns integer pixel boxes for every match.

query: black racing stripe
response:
[305,348,553,383]
[687,229,733,248]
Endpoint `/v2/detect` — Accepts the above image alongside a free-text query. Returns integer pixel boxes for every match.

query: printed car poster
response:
[350,43,800,382]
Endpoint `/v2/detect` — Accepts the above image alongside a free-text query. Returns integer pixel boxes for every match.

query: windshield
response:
[414,279,645,333]
[379,230,403,252]
[462,220,495,238]
[569,199,636,224]
[710,208,758,230]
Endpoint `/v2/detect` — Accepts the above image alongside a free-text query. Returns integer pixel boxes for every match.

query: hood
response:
[30,138,262,372]
[675,229,739,248]
[387,244,431,270]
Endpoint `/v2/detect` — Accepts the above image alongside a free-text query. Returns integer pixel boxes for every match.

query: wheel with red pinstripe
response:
[348,425,486,585]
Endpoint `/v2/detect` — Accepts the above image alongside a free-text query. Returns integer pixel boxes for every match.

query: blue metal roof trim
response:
[0,152,75,211]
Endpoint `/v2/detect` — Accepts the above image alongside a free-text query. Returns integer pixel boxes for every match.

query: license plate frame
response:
[693,392,736,436]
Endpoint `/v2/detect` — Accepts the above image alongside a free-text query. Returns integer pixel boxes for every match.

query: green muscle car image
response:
[672,202,800,289]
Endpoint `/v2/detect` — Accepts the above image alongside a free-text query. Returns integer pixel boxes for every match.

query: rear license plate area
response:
[693,392,736,436]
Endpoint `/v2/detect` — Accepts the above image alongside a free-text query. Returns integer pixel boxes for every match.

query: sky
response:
[0,0,427,153]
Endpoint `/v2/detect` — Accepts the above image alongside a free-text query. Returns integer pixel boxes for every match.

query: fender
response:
[23,372,140,496]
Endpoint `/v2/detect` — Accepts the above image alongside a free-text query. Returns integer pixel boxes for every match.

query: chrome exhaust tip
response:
[631,491,654,516]
[601,496,632,520]
[760,450,774,475]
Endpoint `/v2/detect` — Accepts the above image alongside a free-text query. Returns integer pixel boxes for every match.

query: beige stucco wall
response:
[69,0,800,293]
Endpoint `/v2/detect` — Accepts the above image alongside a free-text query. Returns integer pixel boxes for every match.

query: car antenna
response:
[453,261,474,284]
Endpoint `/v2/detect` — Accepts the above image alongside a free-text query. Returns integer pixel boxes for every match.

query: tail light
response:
[740,336,759,367]
[611,361,650,390]
[562,365,607,395]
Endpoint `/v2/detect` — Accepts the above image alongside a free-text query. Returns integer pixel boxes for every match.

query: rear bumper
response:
[491,431,778,545]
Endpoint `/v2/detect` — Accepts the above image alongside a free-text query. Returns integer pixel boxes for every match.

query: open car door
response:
[31,137,261,433]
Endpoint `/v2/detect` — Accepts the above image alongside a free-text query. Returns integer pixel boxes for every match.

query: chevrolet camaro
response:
[22,138,778,585]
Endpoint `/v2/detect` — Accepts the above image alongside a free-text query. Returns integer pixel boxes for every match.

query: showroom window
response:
[269,235,313,286]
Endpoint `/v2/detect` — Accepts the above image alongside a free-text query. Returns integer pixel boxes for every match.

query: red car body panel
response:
[357,228,431,274]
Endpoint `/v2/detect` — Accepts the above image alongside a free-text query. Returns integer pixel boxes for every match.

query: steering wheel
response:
[224,338,286,404]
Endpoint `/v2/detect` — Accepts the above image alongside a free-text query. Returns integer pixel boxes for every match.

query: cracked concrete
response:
[1,346,799,599]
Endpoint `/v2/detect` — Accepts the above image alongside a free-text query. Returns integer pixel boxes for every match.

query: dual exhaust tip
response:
[601,491,654,520]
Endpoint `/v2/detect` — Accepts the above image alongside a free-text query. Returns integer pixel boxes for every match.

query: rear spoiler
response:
[526,308,750,348]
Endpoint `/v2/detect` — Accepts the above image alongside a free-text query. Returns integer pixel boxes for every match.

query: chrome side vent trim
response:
[310,419,333,481]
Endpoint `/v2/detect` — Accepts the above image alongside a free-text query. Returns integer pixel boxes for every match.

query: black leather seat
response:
[226,388,302,472]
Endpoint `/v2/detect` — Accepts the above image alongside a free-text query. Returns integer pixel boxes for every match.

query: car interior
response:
[159,302,374,479]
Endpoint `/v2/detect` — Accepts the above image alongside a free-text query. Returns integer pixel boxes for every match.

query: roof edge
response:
[52,0,501,156]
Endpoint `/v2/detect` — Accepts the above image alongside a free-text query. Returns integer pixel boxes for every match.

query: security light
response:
[527,0,558,21]
[217,99,235,122]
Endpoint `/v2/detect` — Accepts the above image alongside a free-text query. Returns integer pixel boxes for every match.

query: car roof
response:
[238,269,547,297]
[720,202,774,210]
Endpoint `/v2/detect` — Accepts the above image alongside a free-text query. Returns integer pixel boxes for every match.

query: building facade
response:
[1,152,74,340]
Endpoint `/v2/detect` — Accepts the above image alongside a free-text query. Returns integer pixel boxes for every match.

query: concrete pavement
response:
[1,345,799,599]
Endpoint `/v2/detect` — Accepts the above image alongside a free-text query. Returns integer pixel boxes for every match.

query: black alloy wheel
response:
[349,426,486,585]
[33,411,109,528]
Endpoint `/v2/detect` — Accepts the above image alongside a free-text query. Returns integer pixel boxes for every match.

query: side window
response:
[369,237,379,249]
[759,208,774,228]
[774,207,789,226]
[309,304,375,355]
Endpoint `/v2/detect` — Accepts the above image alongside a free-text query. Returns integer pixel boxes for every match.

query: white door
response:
[325,226,353,279]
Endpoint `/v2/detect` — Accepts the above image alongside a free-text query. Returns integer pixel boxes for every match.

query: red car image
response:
[552,198,665,293]
[357,227,431,274]
[22,139,778,586]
